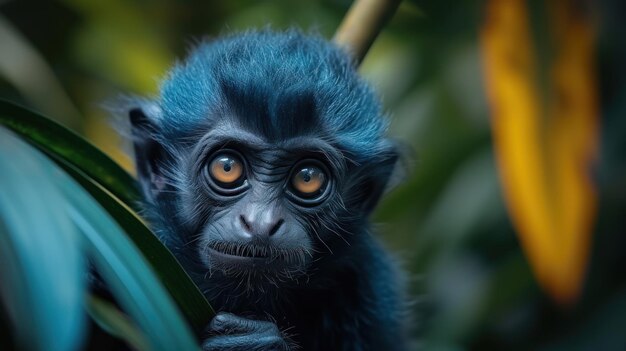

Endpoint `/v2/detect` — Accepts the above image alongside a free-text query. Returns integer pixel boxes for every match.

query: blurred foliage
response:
[481,0,598,304]
[0,0,625,350]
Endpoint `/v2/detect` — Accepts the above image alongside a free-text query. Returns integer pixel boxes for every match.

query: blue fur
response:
[158,29,389,164]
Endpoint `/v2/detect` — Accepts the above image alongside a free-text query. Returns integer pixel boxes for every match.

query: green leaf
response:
[0,99,214,332]
[0,99,141,211]
[0,127,200,350]
[54,153,215,331]
[86,295,149,351]
[65,176,200,351]
[0,129,86,351]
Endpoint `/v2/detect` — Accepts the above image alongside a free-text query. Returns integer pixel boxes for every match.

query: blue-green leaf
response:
[64,189,200,351]
[0,128,85,351]
[0,127,199,351]
[53,156,214,332]
[0,100,214,331]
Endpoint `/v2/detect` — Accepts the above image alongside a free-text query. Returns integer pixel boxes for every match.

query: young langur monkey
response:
[128,29,409,350]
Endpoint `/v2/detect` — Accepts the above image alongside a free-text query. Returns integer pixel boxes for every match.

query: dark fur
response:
[129,29,408,350]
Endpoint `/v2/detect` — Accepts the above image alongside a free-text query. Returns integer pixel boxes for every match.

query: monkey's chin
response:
[204,243,308,275]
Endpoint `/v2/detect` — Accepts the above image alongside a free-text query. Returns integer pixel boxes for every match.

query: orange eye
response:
[209,153,244,187]
[291,165,326,197]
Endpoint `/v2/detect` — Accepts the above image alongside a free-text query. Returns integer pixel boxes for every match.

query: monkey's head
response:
[129,30,399,286]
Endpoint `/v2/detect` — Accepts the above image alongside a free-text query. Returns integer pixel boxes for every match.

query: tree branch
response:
[333,0,402,65]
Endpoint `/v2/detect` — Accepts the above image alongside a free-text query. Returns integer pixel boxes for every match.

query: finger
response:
[208,312,277,335]
[202,334,286,351]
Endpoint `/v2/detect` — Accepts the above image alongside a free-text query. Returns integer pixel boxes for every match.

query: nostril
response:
[268,219,285,237]
[240,215,251,231]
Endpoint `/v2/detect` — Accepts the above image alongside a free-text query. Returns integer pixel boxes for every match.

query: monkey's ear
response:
[353,141,403,215]
[128,102,166,202]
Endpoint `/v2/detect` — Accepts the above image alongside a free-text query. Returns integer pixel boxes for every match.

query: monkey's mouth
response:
[205,242,308,272]
[208,242,272,259]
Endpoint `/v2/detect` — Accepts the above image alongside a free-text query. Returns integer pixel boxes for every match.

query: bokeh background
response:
[1,0,625,350]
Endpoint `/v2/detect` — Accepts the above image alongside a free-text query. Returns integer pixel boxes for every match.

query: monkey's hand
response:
[203,312,292,351]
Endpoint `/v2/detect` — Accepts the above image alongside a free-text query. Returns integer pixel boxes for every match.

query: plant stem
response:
[333,0,402,65]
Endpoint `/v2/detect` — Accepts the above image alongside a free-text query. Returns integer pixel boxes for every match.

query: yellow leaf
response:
[481,0,598,304]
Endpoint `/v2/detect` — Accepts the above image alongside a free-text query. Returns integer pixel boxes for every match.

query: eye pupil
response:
[302,172,311,182]
[223,163,232,172]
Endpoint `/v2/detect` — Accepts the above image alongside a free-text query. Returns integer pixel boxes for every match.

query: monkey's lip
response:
[205,243,305,270]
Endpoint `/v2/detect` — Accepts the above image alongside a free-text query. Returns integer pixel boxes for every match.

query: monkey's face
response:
[176,121,351,280]
[129,31,400,285]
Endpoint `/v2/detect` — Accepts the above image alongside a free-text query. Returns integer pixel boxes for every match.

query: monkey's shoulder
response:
[286,237,409,350]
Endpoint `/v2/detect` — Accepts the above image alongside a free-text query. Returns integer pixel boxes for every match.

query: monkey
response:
[128,29,408,350]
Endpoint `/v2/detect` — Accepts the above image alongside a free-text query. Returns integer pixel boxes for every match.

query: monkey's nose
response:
[239,214,284,238]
